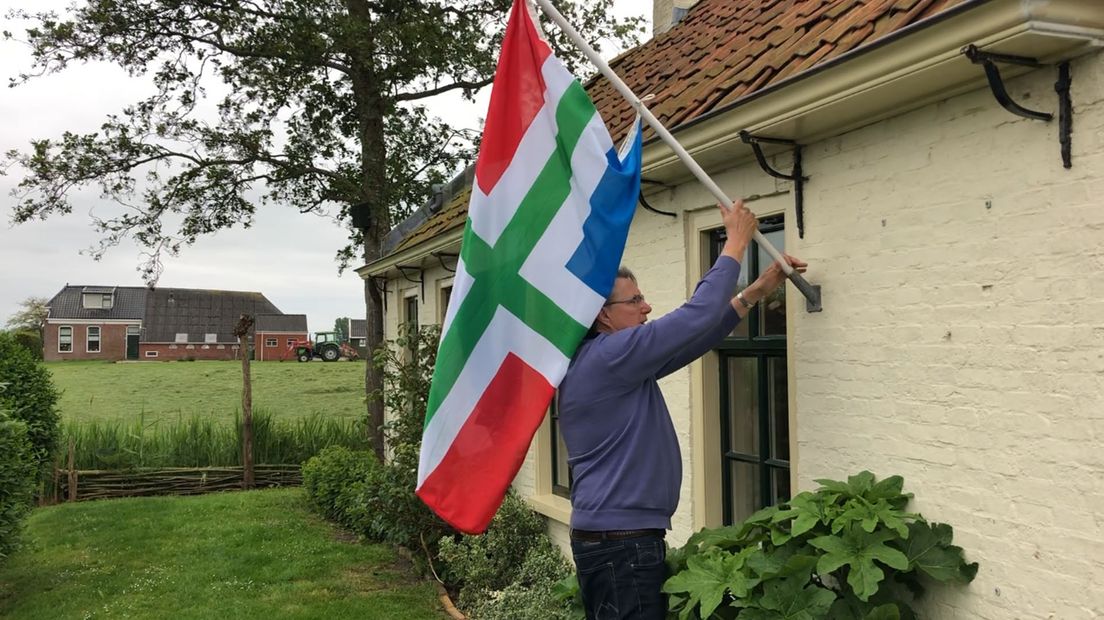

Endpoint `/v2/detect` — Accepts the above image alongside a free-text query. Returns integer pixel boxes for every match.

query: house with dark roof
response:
[359,1,1104,616]
[43,285,307,362]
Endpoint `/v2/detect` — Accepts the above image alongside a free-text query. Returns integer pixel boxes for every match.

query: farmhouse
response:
[361,0,1104,618]
[43,285,307,362]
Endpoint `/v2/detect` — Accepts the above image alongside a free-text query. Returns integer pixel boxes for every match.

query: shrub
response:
[8,330,42,361]
[0,333,61,469]
[0,413,36,563]
[663,471,978,619]
[301,446,379,522]
[439,492,574,618]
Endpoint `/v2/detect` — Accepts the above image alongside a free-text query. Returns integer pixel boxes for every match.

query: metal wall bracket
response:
[738,130,809,238]
[433,252,458,273]
[963,44,1073,168]
[396,264,425,301]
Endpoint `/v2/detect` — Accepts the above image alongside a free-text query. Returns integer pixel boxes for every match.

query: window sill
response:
[526,493,572,525]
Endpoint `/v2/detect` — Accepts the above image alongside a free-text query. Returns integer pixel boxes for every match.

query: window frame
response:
[86,326,101,353]
[264,337,278,347]
[58,325,73,353]
[709,215,792,525]
[548,393,572,499]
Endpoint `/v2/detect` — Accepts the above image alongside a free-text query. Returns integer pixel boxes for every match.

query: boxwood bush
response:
[0,413,36,563]
[0,333,61,469]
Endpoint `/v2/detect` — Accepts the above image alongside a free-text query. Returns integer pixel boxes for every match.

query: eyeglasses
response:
[603,294,646,307]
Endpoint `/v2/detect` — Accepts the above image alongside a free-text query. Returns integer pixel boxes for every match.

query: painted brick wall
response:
[43,323,133,361]
[139,342,241,361]
[786,51,1104,619]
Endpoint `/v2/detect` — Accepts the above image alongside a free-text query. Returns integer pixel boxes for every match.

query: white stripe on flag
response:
[517,113,614,324]
[417,306,569,487]
[469,56,579,248]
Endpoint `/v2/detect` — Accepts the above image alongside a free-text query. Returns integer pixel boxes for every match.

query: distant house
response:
[346,318,368,358]
[43,285,307,362]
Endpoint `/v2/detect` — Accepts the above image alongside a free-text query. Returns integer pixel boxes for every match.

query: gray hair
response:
[587,266,636,337]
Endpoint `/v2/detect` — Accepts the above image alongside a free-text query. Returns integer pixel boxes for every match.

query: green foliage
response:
[301,445,379,522]
[0,333,61,469]
[303,325,449,548]
[4,297,48,334]
[64,410,369,469]
[663,472,978,620]
[439,492,575,620]
[0,413,36,563]
[333,317,351,344]
[6,331,43,361]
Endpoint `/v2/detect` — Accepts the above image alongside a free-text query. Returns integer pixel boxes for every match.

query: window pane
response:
[771,466,791,507]
[768,356,790,461]
[726,357,759,457]
[729,461,761,523]
[758,228,786,336]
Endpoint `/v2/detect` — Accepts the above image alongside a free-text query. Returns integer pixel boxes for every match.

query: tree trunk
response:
[235,314,256,489]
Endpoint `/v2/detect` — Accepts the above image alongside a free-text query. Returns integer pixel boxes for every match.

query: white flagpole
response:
[530,0,822,311]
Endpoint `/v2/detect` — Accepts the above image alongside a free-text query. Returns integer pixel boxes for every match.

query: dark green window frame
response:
[710,215,791,525]
[549,394,571,498]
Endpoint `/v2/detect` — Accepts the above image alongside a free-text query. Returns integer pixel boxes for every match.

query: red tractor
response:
[289,332,360,362]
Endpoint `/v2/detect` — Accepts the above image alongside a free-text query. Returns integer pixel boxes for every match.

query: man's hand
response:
[718,199,758,261]
[746,254,808,300]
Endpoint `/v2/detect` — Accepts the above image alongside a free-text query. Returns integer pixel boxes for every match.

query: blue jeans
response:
[571,533,668,620]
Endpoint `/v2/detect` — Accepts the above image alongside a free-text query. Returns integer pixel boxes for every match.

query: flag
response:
[416,0,643,534]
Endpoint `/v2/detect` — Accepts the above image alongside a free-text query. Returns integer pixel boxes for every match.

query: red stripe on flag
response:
[473,0,552,196]
[417,353,554,534]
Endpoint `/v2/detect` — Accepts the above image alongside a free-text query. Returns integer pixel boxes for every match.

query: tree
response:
[333,316,351,344]
[5,296,48,333]
[4,0,642,460]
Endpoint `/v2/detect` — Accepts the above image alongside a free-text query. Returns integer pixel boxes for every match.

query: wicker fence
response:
[47,464,302,503]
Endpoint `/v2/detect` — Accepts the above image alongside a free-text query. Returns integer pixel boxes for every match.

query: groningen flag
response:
[416,0,643,534]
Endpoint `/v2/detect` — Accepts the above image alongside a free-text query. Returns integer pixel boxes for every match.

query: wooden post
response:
[67,438,77,502]
[234,314,256,490]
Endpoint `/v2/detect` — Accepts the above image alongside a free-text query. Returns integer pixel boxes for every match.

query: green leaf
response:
[897,522,978,583]
[756,576,836,619]
[864,604,902,620]
[810,527,909,601]
[662,550,753,619]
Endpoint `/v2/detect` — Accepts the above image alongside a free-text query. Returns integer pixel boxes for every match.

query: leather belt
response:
[570,528,665,541]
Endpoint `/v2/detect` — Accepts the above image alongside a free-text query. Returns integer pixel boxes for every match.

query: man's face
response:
[596,277,652,333]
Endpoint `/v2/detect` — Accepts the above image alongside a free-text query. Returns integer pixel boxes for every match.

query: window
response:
[145,350,158,358]
[265,337,278,347]
[174,333,188,343]
[204,333,217,343]
[440,285,454,324]
[58,326,73,353]
[86,326,101,353]
[548,394,572,498]
[404,294,419,357]
[82,293,113,309]
[710,216,791,524]
[287,338,296,347]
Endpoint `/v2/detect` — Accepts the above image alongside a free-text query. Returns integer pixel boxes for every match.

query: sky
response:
[0,0,654,334]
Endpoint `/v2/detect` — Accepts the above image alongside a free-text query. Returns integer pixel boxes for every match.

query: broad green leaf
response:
[864,604,902,620]
[663,550,753,619]
[866,476,906,502]
[810,527,909,601]
[897,522,977,583]
[757,576,836,619]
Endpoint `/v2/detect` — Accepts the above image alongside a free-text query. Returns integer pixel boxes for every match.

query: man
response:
[558,199,807,620]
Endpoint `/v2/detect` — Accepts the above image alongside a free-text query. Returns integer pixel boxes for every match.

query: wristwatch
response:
[736,290,755,309]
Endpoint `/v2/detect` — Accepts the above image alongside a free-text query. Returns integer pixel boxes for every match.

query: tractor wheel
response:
[321,346,340,362]
[297,351,311,363]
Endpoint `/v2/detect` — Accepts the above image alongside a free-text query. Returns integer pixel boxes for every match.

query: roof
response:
[142,288,282,343]
[349,319,366,339]
[255,313,307,332]
[591,0,965,143]
[46,286,148,320]
[375,0,967,261]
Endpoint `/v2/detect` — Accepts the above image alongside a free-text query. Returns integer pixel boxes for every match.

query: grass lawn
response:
[47,360,367,426]
[0,489,447,619]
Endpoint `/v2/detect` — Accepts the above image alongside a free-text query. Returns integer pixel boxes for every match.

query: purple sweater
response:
[558,256,744,531]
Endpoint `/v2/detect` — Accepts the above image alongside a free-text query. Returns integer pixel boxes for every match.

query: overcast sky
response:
[0,0,652,334]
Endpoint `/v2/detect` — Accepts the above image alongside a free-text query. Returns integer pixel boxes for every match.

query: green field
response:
[47,360,367,426]
[0,489,446,619]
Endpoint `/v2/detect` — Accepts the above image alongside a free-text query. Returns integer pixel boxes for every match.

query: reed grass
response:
[61,409,369,469]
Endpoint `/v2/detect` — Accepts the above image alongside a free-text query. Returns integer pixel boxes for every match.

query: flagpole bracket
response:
[962,44,1072,168]
[739,131,809,238]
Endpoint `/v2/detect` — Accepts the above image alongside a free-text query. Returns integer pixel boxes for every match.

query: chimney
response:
[653,0,700,36]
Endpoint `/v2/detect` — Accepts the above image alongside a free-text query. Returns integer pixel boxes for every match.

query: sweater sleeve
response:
[655,305,741,379]
[597,256,742,385]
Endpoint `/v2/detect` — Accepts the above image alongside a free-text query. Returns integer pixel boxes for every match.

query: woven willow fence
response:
[48,464,302,503]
